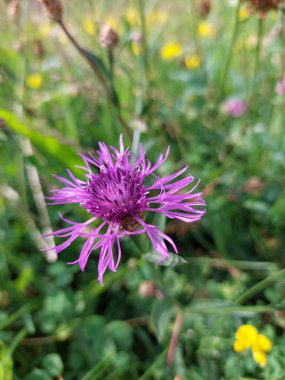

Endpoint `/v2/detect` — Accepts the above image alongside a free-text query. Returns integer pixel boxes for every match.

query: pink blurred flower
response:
[275,77,285,95]
[223,99,247,117]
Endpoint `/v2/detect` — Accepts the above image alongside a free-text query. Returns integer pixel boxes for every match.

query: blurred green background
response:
[1,0,285,379]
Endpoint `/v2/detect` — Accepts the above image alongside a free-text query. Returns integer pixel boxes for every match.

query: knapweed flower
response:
[222,98,247,117]
[233,324,272,368]
[275,77,285,95]
[45,137,205,284]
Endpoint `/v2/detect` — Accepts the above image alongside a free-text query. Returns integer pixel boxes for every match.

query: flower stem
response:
[236,267,285,305]
[166,313,184,368]
[218,0,241,100]
[250,16,264,101]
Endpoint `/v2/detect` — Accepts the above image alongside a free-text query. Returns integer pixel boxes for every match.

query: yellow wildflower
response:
[233,339,246,353]
[83,17,96,36]
[184,53,201,69]
[239,7,251,21]
[39,22,52,37]
[105,17,119,33]
[234,324,272,368]
[147,11,168,26]
[197,21,216,38]
[252,350,267,368]
[26,73,42,89]
[125,7,139,26]
[160,43,182,60]
[252,333,272,353]
[131,42,141,56]
[235,324,258,348]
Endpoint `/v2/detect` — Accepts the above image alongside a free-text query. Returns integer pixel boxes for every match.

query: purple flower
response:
[223,99,247,117]
[45,137,205,284]
[275,77,285,95]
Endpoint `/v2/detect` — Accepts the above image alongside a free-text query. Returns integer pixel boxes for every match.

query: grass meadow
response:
[1,0,285,379]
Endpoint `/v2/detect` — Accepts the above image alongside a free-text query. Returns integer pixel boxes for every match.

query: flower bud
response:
[195,0,212,16]
[246,0,284,13]
[99,24,119,49]
[41,0,63,22]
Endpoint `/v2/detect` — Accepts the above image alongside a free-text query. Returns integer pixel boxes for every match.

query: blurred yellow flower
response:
[160,42,182,60]
[26,73,42,89]
[233,324,272,368]
[147,11,168,26]
[184,53,201,69]
[131,42,141,56]
[197,22,216,38]
[83,17,96,36]
[252,333,272,353]
[105,17,119,32]
[39,22,52,37]
[125,7,139,25]
[233,339,246,353]
[239,7,251,21]
[252,350,267,368]
[235,324,258,348]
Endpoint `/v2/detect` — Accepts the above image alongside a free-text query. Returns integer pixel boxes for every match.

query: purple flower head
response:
[223,98,247,117]
[45,137,206,284]
[275,77,285,95]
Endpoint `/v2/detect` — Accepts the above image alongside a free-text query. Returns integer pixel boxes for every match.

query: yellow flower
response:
[83,17,96,36]
[131,42,141,56]
[239,7,250,22]
[125,7,139,26]
[147,11,168,26]
[160,43,182,60]
[197,22,216,38]
[26,73,42,89]
[184,53,201,69]
[233,339,246,353]
[252,333,272,353]
[234,325,272,368]
[235,324,258,348]
[39,22,52,37]
[105,17,119,32]
[252,350,267,368]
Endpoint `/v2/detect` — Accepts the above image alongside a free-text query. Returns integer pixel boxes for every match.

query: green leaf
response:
[144,251,188,267]
[107,321,133,350]
[42,354,63,377]
[0,341,13,380]
[0,108,79,168]
[151,300,173,341]
[82,49,108,77]
[25,369,52,380]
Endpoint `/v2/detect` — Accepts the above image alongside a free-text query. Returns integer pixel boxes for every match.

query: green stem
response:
[218,0,241,100]
[187,304,280,314]
[236,267,285,305]
[137,0,150,88]
[250,16,264,102]
[138,346,168,380]
[58,19,132,142]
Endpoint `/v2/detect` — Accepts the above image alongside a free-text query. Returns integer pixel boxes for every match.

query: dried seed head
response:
[99,24,119,49]
[194,0,212,16]
[246,0,284,12]
[41,0,63,22]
